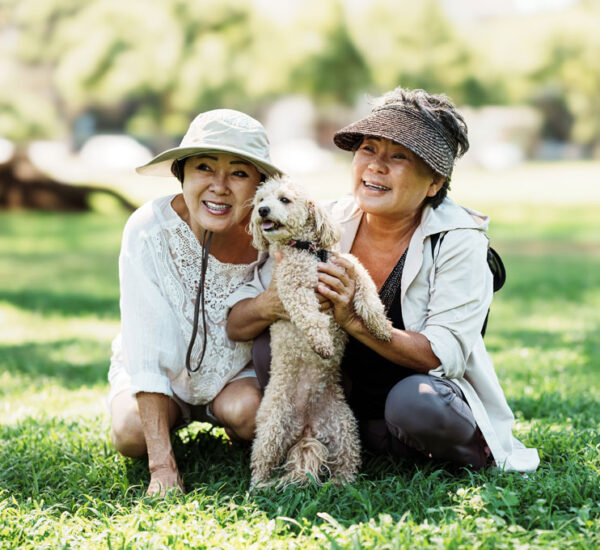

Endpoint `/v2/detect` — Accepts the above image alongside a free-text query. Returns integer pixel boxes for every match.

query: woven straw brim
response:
[136,145,283,178]
[333,109,455,177]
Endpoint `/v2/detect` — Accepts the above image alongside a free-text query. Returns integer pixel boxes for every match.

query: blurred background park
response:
[1,1,599,547]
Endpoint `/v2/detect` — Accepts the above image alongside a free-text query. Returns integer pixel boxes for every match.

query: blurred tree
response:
[532,10,600,153]
[287,1,371,105]
[347,0,501,106]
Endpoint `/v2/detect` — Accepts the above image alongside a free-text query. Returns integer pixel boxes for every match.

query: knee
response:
[110,403,146,458]
[384,375,448,439]
[214,385,262,441]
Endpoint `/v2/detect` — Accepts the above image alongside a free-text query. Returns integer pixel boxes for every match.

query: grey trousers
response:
[252,331,489,469]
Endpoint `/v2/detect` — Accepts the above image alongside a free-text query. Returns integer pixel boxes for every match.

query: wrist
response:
[257,291,280,323]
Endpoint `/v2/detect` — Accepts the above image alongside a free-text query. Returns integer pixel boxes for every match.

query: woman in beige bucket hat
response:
[107,109,283,496]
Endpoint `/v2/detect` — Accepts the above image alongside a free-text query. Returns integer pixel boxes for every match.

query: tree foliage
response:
[3,0,600,150]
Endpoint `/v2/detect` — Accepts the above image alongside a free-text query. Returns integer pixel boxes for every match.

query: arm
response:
[317,255,439,371]
[318,231,492,377]
[226,279,288,341]
[137,392,183,496]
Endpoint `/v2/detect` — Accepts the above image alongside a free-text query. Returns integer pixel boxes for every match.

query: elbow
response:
[421,326,467,379]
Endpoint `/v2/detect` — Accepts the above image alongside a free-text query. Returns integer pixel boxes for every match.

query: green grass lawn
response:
[1,183,599,548]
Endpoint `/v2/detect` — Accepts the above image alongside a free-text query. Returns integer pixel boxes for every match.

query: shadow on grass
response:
[0,289,119,319]
[1,338,111,389]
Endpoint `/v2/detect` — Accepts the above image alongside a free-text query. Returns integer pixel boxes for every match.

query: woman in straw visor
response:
[108,109,283,496]
[229,88,539,473]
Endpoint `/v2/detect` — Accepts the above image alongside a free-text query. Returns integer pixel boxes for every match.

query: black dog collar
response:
[287,240,329,262]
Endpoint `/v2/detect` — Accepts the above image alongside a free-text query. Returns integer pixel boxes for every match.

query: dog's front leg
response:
[276,258,335,358]
[345,255,393,342]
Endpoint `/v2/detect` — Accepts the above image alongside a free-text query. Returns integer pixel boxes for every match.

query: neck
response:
[361,208,422,250]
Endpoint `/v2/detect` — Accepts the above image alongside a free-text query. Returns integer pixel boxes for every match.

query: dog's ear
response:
[248,215,269,251]
[309,200,341,249]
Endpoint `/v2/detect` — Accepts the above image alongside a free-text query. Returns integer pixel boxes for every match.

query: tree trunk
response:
[0,150,136,212]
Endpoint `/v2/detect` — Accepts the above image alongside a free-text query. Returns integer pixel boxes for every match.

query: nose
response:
[258,206,270,218]
[210,172,229,193]
[368,153,388,173]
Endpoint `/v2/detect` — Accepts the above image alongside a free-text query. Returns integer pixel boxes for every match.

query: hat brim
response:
[136,144,283,178]
[333,109,454,177]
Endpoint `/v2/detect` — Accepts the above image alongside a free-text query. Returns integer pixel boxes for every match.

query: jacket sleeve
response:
[420,229,493,379]
[118,214,184,397]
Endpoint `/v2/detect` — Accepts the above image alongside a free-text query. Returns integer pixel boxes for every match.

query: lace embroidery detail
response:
[150,212,252,404]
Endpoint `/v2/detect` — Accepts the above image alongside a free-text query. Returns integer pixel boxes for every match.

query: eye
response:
[393,153,408,160]
[360,144,375,153]
[232,170,249,178]
[279,197,291,204]
[196,163,212,171]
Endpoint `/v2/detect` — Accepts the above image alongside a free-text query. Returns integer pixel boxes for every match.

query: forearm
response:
[349,324,441,373]
[136,392,178,473]
[226,295,278,342]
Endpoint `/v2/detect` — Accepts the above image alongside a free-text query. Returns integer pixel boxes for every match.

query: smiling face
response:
[180,152,262,238]
[351,136,444,221]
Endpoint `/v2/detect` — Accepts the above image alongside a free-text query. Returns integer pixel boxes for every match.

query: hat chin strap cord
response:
[185,229,213,375]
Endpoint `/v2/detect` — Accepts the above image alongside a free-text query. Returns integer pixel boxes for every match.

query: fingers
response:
[147,473,185,497]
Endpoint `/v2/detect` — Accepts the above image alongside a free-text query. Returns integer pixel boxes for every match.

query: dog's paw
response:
[367,316,393,342]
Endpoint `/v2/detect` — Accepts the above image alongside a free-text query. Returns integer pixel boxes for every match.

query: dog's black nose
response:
[258,206,270,218]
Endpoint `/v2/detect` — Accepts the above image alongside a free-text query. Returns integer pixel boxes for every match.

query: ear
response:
[248,216,269,251]
[309,200,341,249]
[426,173,446,197]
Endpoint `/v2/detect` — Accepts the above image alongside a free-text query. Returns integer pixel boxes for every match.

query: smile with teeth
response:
[363,181,390,191]
[203,200,231,213]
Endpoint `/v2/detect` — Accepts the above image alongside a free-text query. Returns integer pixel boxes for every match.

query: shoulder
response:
[122,194,178,245]
[422,196,490,236]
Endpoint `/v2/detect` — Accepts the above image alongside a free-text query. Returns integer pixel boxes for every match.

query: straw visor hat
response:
[333,103,459,178]
[136,109,283,178]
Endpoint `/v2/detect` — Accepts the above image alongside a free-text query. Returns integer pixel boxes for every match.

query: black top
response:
[342,249,412,419]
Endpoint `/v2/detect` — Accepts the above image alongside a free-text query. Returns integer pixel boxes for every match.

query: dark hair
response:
[376,87,469,208]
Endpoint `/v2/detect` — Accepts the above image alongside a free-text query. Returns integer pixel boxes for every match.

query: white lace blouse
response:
[108,194,255,405]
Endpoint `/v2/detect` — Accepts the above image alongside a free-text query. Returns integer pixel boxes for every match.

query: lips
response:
[363,181,391,191]
[203,200,231,214]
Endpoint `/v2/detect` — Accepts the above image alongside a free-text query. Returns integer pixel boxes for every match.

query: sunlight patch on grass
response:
[0,304,119,345]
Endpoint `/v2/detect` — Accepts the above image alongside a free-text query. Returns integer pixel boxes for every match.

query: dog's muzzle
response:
[257,205,281,231]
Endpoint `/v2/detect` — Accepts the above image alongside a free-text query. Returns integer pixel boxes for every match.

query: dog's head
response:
[249,176,340,251]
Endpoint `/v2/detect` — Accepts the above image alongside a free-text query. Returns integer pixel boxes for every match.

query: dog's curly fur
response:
[249,177,392,489]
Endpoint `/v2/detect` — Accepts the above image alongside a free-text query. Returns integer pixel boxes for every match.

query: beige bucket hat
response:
[136,109,283,178]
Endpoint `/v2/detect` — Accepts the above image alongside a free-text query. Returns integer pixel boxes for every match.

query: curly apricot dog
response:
[249,177,391,488]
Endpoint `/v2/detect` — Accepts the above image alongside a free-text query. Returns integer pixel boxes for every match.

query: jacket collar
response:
[332,195,489,254]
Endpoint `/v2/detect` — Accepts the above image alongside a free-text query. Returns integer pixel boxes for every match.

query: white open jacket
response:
[332,195,539,472]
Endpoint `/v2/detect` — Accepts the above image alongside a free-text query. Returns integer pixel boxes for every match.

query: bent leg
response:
[110,390,181,457]
[384,374,487,469]
[211,377,262,441]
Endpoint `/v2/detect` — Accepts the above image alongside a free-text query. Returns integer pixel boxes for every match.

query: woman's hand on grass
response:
[147,464,185,497]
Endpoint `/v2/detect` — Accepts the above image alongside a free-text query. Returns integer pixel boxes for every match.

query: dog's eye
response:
[279,197,291,204]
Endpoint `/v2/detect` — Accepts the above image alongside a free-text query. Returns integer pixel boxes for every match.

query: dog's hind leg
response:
[250,392,298,489]
[314,392,361,484]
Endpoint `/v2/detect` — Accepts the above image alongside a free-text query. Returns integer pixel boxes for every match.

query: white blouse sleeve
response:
[421,228,494,379]
[118,213,184,397]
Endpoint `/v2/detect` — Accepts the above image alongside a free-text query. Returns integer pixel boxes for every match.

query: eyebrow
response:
[192,155,251,166]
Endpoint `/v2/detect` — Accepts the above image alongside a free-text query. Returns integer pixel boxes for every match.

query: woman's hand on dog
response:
[316,255,362,333]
